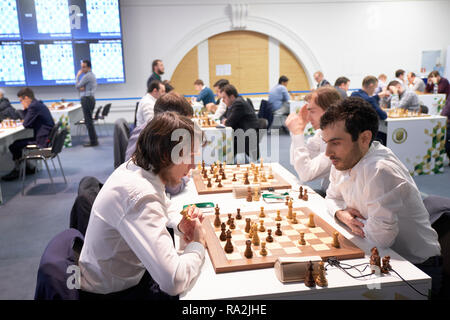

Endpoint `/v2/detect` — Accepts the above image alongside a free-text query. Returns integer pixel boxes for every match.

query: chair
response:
[258,100,273,129]
[133,101,139,128]
[98,103,112,135]
[419,105,429,114]
[34,228,84,300]
[113,118,130,169]
[246,98,256,113]
[75,106,103,138]
[20,128,69,195]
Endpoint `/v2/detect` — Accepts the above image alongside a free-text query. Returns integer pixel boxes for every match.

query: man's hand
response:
[178,206,206,245]
[378,89,390,98]
[388,85,398,95]
[76,69,83,78]
[285,104,308,135]
[335,208,366,237]
[79,87,85,92]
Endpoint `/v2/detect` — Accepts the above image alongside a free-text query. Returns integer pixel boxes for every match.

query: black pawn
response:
[304,261,316,287]
[219,223,227,241]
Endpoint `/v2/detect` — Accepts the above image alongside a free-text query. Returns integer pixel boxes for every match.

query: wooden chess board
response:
[204,206,365,273]
[192,164,292,195]
[387,109,431,118]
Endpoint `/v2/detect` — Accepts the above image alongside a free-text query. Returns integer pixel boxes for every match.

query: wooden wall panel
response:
[279,43,310,91]
[170,46,198,96]
[208,32,240,90]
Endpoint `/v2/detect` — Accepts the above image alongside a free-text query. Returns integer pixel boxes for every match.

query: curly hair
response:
[320,97,379,144]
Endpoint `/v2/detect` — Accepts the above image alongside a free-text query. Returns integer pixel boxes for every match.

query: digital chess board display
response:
[1,0,124,86]
[0,41,26,86]
[204,206,365,273]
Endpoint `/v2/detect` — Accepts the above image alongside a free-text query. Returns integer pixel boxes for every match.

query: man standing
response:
[334,77,350,99]
[76,60,98,147]
[313,71,330,88]
[2,88,55,181]
[147,59,164,89]
[383,80,420,111]
[135,80,165,127]
[407,72,425,92]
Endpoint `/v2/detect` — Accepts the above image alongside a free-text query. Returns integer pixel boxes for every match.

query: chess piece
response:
[259,242,268,257]
[304,261,316,287]
[232,173,237,182]
[236,163,240,168]
[249,223,256,239]
[197,163,202,171]
[244,240,253,259]
[245,218,251,233]
[258,220,265,232]
[287,205,293,220]
[246,187,253,202]
[285,196,290,206]
[253,174,258,183]
[221,171,226,180]
[215,174,220,183]
[219,223,227,241]
[291,212,298,224]
[288,198,293,208]
[381,256,391,274]
[315,261,328,287]
[299,186,303,199]
[275,223,282,236]
[332,232,340,248]
[224,230,234,254]
[230,217,236,230]
[214,207,221,228]
[252,225,260,246]
[253,188,260,201]
[260,173,267,182]
[203,170,208,179]
[207,178,212,188]
[217,179,223,188]
[302,189,308,201]
[275,210,282,221]
[308,213,315,228]
[227,213,232,225]
[244,173,250,185]
[236,208,242,220]
[260,158,263,168]
[268,167,274,179]
[266,229,274,242]
[298,232,306,245]
[259,207,265,218]
[370,247,381,273]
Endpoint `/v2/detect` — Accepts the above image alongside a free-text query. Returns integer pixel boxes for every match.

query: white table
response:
[200,125,234,165]
[49,104,83,147]
[0,125,34,172]
[171,163,431,300]
[379,115,448,176]
[417,93,446,115]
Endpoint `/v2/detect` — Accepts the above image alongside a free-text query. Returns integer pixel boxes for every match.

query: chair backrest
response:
[93,106,103,120]
[51,128,68,155]
[34,228,84,300]
[419,105,429,114]
[47,121,62,147]
[102,103,112,117]
[258,118,268,129]
[246,98,256,112]
[134,101,139,127]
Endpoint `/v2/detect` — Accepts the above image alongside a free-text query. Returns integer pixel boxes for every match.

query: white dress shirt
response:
[79,161,205,295]
[213,98,227,119]
[136,93,157,127]
[326,141,440,264]
[290,129,331,191]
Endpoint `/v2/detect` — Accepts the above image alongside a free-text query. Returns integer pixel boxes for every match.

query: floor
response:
[0,127,449,299]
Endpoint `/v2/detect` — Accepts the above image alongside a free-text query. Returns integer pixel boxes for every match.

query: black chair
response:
[20,128,69,195]
[98,103,112,136]
[133,101,139,128]
[419,105,429,114]
[247,98,256,113]
[113,118,130,169]
[75,106,103,138]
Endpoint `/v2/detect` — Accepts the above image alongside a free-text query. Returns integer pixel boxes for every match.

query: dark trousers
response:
[9,137,35,161]
[414,256,444,299]
[81,96,98,144]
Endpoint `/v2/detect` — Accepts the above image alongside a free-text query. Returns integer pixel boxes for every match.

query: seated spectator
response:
[268,76,291,128]
[193,79,215,106]
[162,80,174,93]
[136,80,166,127]
[334,77,350,99]
[351,76,389,120]
[383,80,420,111]
[407,72,425,92]
[0,89,21,121]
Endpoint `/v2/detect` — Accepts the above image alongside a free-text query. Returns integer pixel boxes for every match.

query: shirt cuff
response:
[184,241,205,259]
[292,133,306,147]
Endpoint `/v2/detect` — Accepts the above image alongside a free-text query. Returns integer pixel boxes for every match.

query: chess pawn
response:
[258,220,265,232]
[244,173,250,185]
[253,188,260,201]
[304,261,316,287]
[244,240,253,259]
[230,217,236,230]
[245,218,251,233]
[266,229,274,243]
[275,210,282,221]
[217,179,223,188]
[219,223,227,241]
[291,212,298,224]
[221,171,226,180]
[252,225,260,246]
[215,174,220,183]
[248,223,255,239]
[275,223,282,236]
[214,209,221,228]
[298,232,306,245]
[298,186,303,199]
[308,213,315,228]
[285,196,290,206]
[315,261,328,287]
[246,187,253,202]
[207,178,212,188]
[236,208,242,220]
[303,189,309,201]
[259,242,268,257]
[203,170,208,179]
[268,167,274,179]
[381,256,391,274]
[260,173,267,182]
[224,230,234,254]
[253,174,258,183]
[332,231,340,248]
[197,163,202,171]
[227,213,232,225]
[259,207,266,218]
[232,173,237,182]
[287,206,293,220]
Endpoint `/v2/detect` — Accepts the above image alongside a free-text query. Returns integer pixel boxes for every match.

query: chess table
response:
[0,124,33,172]
[171,163,432,300]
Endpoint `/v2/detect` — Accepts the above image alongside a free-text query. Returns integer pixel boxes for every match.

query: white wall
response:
[4,0,450,122]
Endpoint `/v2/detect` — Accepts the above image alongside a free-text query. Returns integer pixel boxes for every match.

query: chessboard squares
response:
[320,237,334,244]
[283,229,299,236]
[309,227,325,234]
[311,244,330,251]
[283,247,302,254]
[231,234,247,241]
[265,241,282,250]
[303,233,318,240]
[275,235,292,243]
[226,252,243,260]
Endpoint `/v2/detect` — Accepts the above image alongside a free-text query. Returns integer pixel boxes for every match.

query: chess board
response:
[0,119,23,129]
[86,0,121,34]
[0,42,25,82]
[387,109,431,118]
[0,1,20,37]
[39,43,75,81]
[90,40,124,79]
[35,0,71,35]
[192,164,291,195]
[204,206,365,273]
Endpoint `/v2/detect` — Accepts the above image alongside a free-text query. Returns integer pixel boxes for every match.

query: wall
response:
[3,0,450,123]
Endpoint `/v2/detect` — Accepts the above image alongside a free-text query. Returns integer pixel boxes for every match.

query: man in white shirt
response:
[205,79,229,119]
[136,80,165,127]
[320,97,442,294]
[285,87,342,196]
[79,112,205,299]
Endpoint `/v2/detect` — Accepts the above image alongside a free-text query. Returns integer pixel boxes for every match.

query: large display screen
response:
[0,0,124,86]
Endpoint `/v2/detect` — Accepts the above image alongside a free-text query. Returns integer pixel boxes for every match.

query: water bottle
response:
[433,83,438,94]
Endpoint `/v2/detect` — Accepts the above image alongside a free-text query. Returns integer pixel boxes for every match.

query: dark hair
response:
[148,80,162,93]
[194,79,204,86]
[17,87,35,100]
[428,70,440,78]
[278,75,289,84]
[152,59,162,71]
[154,91,194,117]
[132,112,194,174]
[312,86,342,111]
[82,60,92,68]
[334,77,350,87]
[395,69,405,78]
[320,97,379,144]
[387,80,401,88]
[409,72,416,78]
[222,84,239,98]
[162,80,174,93]
[213,79,229,89]
[362,76,378,88]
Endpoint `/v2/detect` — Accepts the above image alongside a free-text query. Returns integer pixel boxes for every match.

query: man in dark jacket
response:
[0,89,21,121]
[2,88,55,181]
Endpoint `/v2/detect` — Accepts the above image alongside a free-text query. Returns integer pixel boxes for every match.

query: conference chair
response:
[98,103,112,135]
[113,118,130,169]
[75,105,103,139]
